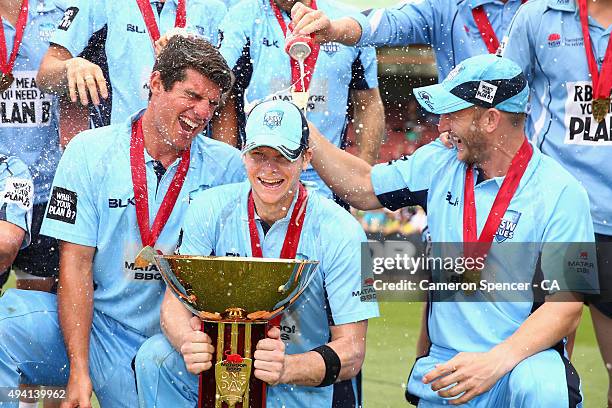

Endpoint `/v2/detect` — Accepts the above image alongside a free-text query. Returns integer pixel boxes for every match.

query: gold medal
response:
[461,267,481,295]
[0,72,14,93]
[291,90,309,111]
[134,245,157,269]
[592,98,610,123]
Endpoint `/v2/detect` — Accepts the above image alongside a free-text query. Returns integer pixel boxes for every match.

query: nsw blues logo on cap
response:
[263,110,284,129]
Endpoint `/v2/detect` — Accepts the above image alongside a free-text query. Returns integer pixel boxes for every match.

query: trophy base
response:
[199,320,268,408]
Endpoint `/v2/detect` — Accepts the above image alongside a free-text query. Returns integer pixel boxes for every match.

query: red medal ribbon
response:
[248,183,308,328]
[269,0,320,93]
[135,0,187,46]
[471,0,526,54]
[578,0,612,101]
[463,138,533,259]
[130,116,191,248]
[0,0,28,75]
[247,183,308,259]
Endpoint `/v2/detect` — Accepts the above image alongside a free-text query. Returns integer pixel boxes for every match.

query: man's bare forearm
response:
[57,242,95,375]
[352,88,385,164]
[160,288,195,352]
[493,297,582,370]
[37,44,73,94]
[309,124,382,210]
[210,94,239,147]
[282,321,367,386]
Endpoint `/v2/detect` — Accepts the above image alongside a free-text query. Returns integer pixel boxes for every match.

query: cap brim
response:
[242,134,302,162]
[414,83,474,114]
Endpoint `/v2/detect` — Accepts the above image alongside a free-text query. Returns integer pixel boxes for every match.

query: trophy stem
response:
[199,320,268,408]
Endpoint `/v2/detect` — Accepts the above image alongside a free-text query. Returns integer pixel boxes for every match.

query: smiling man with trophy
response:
[135,99,379,408]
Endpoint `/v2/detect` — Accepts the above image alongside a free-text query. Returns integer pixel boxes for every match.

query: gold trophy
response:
[152,252,319,408]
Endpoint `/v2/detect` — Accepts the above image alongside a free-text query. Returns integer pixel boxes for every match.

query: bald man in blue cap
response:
[306,54,595,407]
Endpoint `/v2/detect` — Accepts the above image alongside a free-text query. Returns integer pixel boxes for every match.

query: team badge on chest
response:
[495,210,521,243]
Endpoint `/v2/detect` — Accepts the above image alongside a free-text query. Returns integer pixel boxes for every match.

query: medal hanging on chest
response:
[270,0,320,111]
[461,139,533,291]
[130,117,191,268]
[0,0,28,93]
[578,0,612,123]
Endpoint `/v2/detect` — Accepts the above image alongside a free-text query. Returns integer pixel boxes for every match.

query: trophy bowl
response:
[154,255,319,321]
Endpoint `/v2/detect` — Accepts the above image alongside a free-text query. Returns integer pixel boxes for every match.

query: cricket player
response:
[36,0,227,124]
[1,0,65,291]
[501,1,612,404]
[214,0,384,199]
[0,36,244,408]
[0,155,33,288]
[135,99,379,407]
[306,54,593,407]
[290,0,525,80]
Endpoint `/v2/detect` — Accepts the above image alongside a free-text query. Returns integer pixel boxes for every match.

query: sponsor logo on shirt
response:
[320,42,340,55]
[127,24,146,34]
[445,191,459,207]
[494,210,521,243]
[352,277,377,301]
[262,37,280,48]
[108,197,135,208]
[1,177,33,210]
[270,94,325,111]
[38,22,56,42]
[46,186,77,224]
[547,33,561,48]
[564,37,584,47]
[564,81,612,145]
[58,7,79,31]
[125,260,163,281]
[567,250,596,275]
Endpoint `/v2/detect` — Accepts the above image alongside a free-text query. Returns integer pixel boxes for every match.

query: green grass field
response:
[4,275,605,407]
[363,302,607,407]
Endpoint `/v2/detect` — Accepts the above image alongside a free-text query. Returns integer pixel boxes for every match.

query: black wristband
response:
[312,344,341,387]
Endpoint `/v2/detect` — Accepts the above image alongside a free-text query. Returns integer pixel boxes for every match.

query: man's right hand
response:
[290,3,336,44]
[61,371,93,408]
[180,316,215,375]
[64,57,108,106]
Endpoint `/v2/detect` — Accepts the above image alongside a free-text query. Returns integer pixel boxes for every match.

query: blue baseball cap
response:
[243,100,309,162]
[414,54,529,114]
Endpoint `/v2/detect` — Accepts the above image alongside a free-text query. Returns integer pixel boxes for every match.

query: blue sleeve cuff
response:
[353,13,370,47]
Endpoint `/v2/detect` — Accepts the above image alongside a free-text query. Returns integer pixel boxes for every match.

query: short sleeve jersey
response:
[179,181,379,407]
[0,154,33,248]
[501,0,612,235]
[1,0,64,205]
[40,110,245,337]
[371,140,595,351]
[352,0,525,80]
[50,0,227,124]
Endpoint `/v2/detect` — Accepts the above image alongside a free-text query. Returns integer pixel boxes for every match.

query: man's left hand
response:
[422,349,513,405]
[254,327,286,386]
